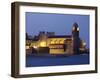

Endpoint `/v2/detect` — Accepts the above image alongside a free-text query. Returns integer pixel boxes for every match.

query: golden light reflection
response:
[33,46,37,49]
[40,41,46,47]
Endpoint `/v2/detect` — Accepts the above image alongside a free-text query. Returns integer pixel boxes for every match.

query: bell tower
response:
[72,23,80,54]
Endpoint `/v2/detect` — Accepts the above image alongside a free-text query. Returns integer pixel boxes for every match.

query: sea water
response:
[26,53,89,67]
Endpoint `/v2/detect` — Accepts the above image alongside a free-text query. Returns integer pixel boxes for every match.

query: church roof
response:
[48,35,72,38]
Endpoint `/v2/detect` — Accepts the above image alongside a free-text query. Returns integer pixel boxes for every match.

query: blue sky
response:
[26,12,89,48]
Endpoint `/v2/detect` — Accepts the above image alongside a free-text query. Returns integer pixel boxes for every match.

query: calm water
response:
[26,53,89,67]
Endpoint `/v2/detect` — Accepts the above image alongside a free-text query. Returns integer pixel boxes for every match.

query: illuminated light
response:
[33,46,37,49]
[26,46,29,49]
[72,27,75,31]
[55,40,58,44]
[59,40,64,44]
[40,41,46,47]
[77,27,79,31]
[49,44,63,49]
[83,42,86,46]
[80,48,85,51]
[51,41,55,44]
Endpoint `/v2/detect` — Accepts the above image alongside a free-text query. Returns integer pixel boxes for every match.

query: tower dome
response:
[73,22,78,28]
[72,22,79,31]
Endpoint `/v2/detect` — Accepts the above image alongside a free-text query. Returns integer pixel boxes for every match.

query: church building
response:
[26,23,87,55]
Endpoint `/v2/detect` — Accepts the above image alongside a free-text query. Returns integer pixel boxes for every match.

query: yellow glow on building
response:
[33,46,38,49]
[50,49,64,54]
[49,38,66,44]
[59,40,64,44]
[26,46,30,49]
[40,41,46,47]
[50,41,54,44]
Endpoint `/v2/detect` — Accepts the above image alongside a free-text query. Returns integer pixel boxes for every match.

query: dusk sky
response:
[26,12,89,48]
